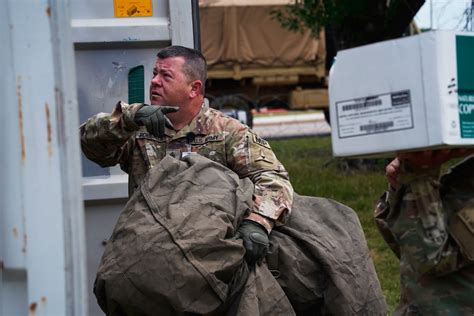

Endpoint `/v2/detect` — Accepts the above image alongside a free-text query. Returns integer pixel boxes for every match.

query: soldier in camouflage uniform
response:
[81,45,293,265]
[374,149,474,315]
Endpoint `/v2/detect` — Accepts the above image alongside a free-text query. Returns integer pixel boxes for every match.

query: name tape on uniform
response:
[192,134,224,145]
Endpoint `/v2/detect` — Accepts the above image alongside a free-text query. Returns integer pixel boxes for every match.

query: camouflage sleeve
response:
[226,122,294,232]
[377,161,467,276]
[374,189,401,259]
[80,101,142,169]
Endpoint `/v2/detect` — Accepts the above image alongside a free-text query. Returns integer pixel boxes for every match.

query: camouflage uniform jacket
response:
[80,100,293,231]
[374,156,474,315]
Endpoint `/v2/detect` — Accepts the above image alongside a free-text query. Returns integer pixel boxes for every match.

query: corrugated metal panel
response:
[1,1,196,314]
[0,1,87,315]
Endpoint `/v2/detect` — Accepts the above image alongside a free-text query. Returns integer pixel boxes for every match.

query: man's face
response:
[149,56,191,108]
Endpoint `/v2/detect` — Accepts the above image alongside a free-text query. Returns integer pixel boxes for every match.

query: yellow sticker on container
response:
[114,0,153,18]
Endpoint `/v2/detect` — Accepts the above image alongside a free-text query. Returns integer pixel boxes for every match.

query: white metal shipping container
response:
[1,1,199,315]
[1,1,87,315]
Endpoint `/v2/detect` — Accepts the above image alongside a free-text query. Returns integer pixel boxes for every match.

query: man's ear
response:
[189,80,203,98]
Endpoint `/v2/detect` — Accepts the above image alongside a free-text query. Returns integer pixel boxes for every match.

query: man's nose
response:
[151,75,162,86]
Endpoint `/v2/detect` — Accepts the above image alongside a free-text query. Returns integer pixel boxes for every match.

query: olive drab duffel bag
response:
[94,155,386,315]
[270,196,387,315]
[93,155,295,316]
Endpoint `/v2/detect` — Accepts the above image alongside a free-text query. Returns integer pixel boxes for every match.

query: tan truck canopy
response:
[199,0,326,83]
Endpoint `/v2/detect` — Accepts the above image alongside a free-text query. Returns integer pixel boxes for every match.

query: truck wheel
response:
[256,94,289,110]
[210,94,254,128]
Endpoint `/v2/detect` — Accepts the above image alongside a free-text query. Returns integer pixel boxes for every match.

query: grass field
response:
[269,135,400,312]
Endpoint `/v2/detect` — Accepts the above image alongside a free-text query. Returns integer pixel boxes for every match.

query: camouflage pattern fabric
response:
[95,155,387,315]
[375,156,474,315]
[80,100,293,231]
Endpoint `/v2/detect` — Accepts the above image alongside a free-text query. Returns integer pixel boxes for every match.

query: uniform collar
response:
[164,99,211,139]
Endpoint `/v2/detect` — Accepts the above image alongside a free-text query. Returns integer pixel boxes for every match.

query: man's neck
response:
[167,97,203,130]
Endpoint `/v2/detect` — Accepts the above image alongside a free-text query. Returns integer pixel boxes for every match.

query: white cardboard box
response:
[329,31,474,157]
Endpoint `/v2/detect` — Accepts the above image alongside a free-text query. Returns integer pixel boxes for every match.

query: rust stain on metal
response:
[17,78,26,162]
[12,227,18,238]
[45,103,53,157]
[46,6,51,17]
[29,302,38,315]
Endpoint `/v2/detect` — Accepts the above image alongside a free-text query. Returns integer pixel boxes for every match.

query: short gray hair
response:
[157,46,207,94]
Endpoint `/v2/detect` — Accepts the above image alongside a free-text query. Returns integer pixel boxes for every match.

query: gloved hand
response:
[234,220,269,266]
[134,104,179,138]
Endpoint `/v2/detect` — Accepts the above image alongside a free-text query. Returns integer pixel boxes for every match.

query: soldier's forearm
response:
[80,101,140,167]
[243,212,274,233]
[250,171,293,227]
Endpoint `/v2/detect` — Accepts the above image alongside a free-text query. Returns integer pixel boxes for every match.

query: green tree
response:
[274,1,426,171]
[273,0,425,69]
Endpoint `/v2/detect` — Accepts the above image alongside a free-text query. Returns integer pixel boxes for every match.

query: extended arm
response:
[80,101,141,169]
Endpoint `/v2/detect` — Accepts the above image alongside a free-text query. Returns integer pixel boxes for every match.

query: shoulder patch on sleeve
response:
[252,134,271,149]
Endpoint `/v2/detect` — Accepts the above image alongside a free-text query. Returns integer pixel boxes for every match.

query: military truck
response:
[199,0,329,126]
